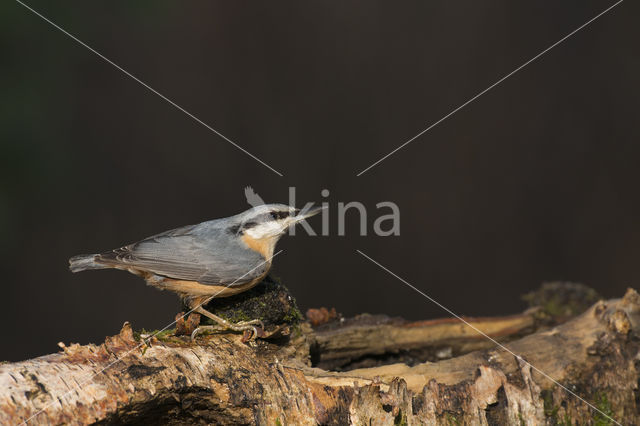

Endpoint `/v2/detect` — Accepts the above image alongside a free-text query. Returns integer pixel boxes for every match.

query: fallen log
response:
[0,283,637,425]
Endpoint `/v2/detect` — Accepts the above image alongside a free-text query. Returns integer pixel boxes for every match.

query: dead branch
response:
[1,285,638,425]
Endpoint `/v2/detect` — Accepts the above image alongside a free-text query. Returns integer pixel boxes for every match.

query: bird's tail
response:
[69,254,107,272]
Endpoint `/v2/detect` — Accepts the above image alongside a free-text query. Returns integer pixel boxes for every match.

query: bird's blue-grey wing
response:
[95,227,267,286]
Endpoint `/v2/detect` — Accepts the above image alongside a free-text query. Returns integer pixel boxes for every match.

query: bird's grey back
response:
[96,216,267,286]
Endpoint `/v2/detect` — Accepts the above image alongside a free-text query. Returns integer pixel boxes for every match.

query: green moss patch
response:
[195,275,303,328]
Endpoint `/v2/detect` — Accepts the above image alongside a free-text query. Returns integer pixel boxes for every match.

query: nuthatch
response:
[69,204,322,339]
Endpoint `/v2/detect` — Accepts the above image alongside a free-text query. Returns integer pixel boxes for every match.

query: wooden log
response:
[1,287,637,425]
[311,312,537,371]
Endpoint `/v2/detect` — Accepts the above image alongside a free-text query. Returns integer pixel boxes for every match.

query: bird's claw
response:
[190,320,265,342]
[241,326,265,343]
[233,319,264,330]
[190,325,221,341]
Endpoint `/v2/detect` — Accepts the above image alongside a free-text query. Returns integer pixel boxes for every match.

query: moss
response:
[133,328,183,347]
[136,328,176,342]
[542,299,564,317]
[282,304,304,323]
[541,390,575,425]
[127,277,303,343]
[290,323,304,338]
[156,329,176,341]
[195,275,303,328]
[593,393,614,426]
[522,282,600,321]
[393,410,408,426]
[560,414,573,426]
[542,390,559,419]
[444,413,460,425]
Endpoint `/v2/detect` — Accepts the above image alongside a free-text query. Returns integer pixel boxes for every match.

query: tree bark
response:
[1,287,638,425]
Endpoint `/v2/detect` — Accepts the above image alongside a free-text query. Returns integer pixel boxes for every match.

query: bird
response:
[69,204,322,340]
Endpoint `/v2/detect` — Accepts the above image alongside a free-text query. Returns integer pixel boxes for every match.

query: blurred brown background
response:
[1,1,638,361]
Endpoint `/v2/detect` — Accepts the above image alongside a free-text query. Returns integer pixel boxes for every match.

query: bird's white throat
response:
[244,220,289,240]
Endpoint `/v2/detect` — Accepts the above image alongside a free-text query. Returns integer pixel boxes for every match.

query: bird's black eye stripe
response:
[270,211,290,220]
[229,221,259,235]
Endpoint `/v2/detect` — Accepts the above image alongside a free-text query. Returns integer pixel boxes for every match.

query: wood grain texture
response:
[1,289,638,425]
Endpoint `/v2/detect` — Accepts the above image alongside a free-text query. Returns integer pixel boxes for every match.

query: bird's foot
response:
[190,319,265,342]
[190,325,220,340]
[230,319,264,331]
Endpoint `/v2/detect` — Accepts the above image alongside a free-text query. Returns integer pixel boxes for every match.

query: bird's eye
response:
[270,211,289,220]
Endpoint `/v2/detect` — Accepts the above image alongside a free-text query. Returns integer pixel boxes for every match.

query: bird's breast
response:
[241,233,277,260]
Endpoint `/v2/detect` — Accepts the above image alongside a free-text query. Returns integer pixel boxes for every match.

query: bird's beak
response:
[293,205,326,221]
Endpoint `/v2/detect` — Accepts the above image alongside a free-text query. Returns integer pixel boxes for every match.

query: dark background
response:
[1,1,638,362]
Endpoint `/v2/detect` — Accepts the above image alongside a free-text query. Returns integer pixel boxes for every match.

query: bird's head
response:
[232,203,323,240]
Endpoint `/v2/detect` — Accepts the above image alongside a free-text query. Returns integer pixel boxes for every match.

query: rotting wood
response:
[311,312,537,371]
[1,286,638,425]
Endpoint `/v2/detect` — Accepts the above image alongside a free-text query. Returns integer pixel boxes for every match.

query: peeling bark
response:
[1,287,638,425]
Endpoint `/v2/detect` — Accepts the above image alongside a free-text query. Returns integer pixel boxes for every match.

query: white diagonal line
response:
[15,0,284,177]
[357,0,624,176]
[21,250,283,425]
[356,249,621,425]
